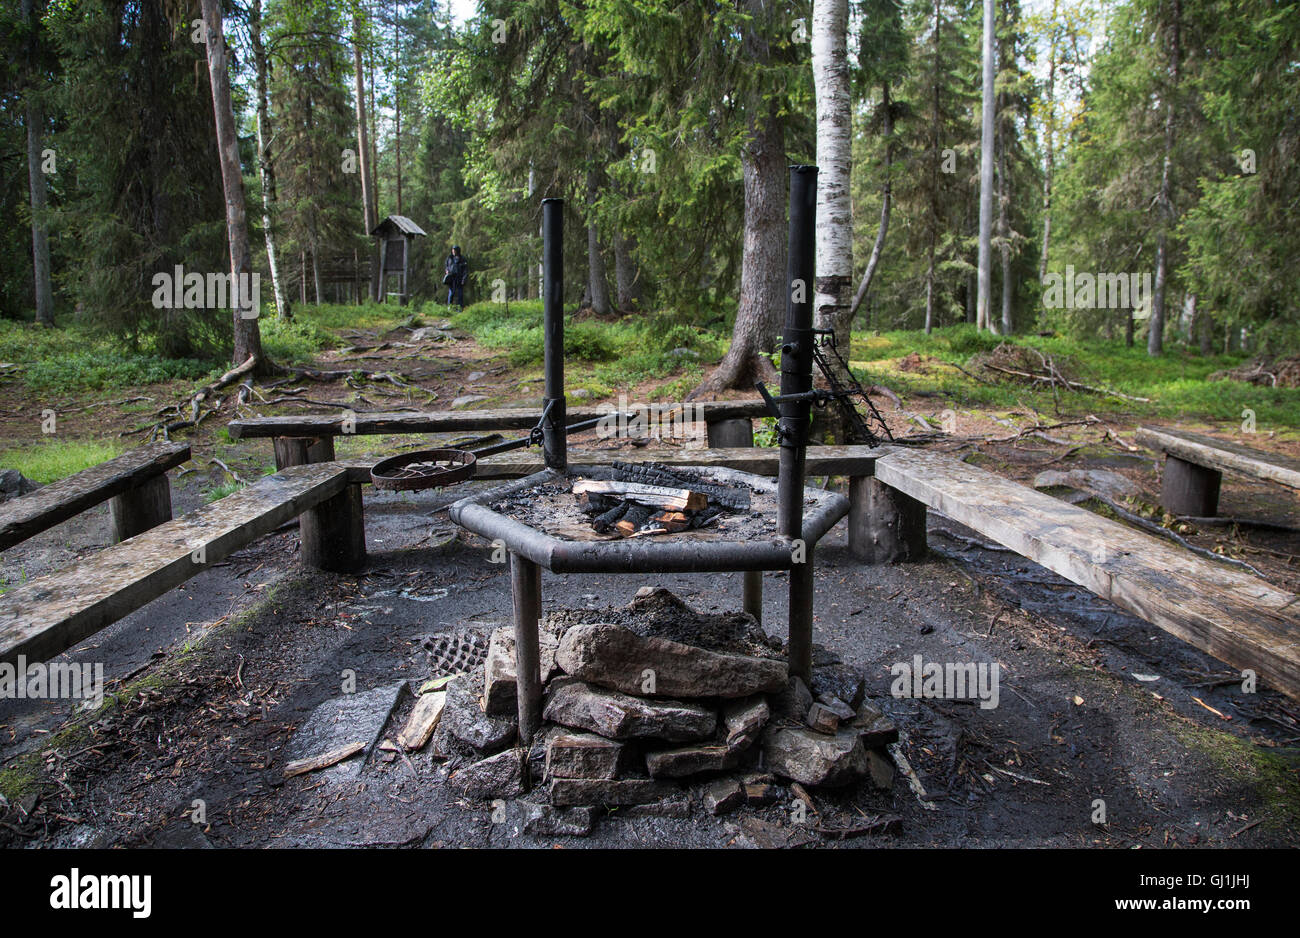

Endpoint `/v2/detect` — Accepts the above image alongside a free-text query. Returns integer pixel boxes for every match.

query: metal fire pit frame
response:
[448,465,848,574]
[448,465,848,742]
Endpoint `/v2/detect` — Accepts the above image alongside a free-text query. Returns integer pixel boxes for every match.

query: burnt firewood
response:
[611,460,751,512]
[593,501,630,534]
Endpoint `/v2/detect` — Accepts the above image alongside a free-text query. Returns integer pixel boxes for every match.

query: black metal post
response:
[542,198,566,470]
[510,552,543,745]
[780,164,817,683]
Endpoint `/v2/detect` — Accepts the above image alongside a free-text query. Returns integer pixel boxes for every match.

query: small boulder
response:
[544,681,715,742]
[440,671,516,756]
[449,748,527,800]
[761,725,872,788]
[545,733,627,781]
[555,622,786,699]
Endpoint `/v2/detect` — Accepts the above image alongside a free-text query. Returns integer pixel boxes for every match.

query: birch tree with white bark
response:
[812,0,854,364]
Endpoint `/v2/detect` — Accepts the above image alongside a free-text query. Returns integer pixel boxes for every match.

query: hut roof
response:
[370,215,427,238]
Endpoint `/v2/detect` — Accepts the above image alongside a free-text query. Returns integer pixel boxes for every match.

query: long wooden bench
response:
[873,447,1300,701]
[0,441,190,552]
[0,462,364,667]
[1136,425,1300,516]
[228,401,769,468]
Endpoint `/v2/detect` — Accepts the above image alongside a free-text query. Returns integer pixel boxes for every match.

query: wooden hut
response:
[370,215,427,305]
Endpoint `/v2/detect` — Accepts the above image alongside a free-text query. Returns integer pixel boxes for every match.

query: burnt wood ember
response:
[610,460,752,512]
[575,464,752,537]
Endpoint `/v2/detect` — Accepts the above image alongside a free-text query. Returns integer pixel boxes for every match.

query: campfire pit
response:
[449,172,847,750]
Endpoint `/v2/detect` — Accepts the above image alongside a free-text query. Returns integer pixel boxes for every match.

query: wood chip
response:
[283,741,365,779]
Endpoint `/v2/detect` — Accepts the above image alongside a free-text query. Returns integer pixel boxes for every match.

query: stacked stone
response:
[433,589,899,827]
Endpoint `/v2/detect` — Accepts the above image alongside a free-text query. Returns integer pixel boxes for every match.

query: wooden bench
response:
[0,462,365,668]
[872,447,1300,701]
[0,441,190,552]
[227,401,770,469]
[1136,425,1300,517]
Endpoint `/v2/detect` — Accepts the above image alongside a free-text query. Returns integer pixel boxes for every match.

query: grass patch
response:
[0,322,214,393]
[851,324,1300,431]
[0,438,124,483]
[259,316,338,364]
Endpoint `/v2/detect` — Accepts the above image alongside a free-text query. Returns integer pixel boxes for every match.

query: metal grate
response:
[422,628,489,678]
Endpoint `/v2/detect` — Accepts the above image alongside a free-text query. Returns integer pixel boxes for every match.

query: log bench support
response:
[271,435,365,571]
[1160,454,1222,517]
[109,474,174,542]
[707,418,755,449]
[848,475,928,564]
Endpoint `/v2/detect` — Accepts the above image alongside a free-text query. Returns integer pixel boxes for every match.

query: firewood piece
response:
[613,504,654,537]
[572,479,708,511]
[650,510,691,533]
[612,461,753,511]
[283,741,365,778]
[593,502,630,534]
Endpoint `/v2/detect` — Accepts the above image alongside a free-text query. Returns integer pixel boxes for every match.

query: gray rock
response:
[0,469,39,501]
[811,663,865,711]
[703,778,745,816]
[850,699,899,748]
[645,741,740,778]
[817,696,856,721]
[466,371,486,382]
[1033,468,1140,501]
[614,795,691,819]
[761,725,872,788]
[544,681,715,742]
[548,778,675,807]
[441,671,517,755]
[723,695,769,748]
[556,622,786,699]
[449,748,527,800]
[866,748,896,790]
[451,394,489,409]
[545,733,626,781]
[483,627,560,716]
[283,681,408,768]
[521,803,598,837]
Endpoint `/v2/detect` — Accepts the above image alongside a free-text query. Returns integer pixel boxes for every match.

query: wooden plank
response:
[0,441,190,551]
[227,401,770,439]
[0,463,349,667]
[1136,425,1300,490]
[283,741,365,778]
[875,448,1300,701]
[339,445,889,483]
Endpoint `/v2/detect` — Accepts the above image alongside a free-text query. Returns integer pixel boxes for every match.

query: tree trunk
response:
[250,0,289,321]
[812,0,853,351]
[1038,0,1057,283]
[1149,0,1181,357]
[849,83,893,322]
[976,0,996,333]
[997,90,1013,335]
[614,231,642,311]
[352,15,378,301]
[585,171,612,316]
[200,0,264,369]
[690,100,785,397]
[22,0,53,327]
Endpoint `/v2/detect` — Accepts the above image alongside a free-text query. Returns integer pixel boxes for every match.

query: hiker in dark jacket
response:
[444,245,468,308]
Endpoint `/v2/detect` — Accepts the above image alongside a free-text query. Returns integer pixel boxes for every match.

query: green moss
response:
[1172,724,1300,833]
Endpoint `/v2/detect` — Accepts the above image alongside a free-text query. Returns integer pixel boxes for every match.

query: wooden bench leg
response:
[510,552,543,746]
[274,435,335,470]
[848,475,928,563]
[1160,455,1221,517]
[109,474,173,542]
[301,482,366,572]
[706,417,754,448]
[743,570,763,624]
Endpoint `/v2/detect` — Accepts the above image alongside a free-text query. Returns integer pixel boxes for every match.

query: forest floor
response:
[1,304,1299,848]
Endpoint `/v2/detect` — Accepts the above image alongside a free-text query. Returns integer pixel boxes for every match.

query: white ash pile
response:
[428,587,899,836]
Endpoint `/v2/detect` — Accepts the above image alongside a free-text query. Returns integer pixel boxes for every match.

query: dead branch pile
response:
[969,343,1151,403]
[1210,355,1300,388]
